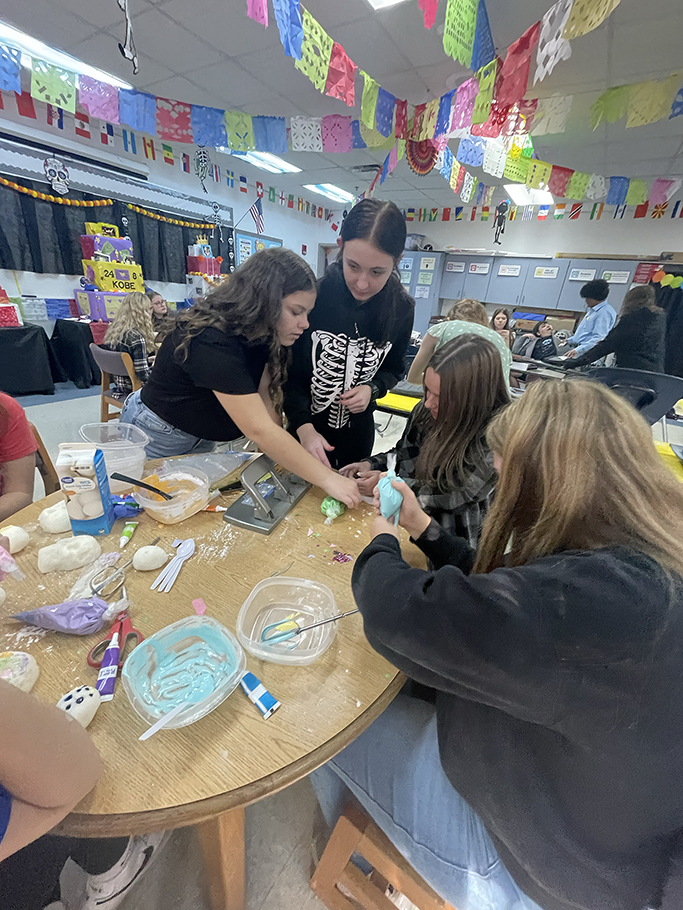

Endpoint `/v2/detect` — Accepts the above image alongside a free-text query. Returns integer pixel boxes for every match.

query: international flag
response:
[310,203,316,218]
[508,206,517,222]
[522,205,534,221]
[318,206,323,218]
[249,197,265,234]
[454,207,463,221]
[279,191,286,206]
[162,143,174,165]
[225,170,234,187]
[652,202,669,219]
[213,164,221,182]
[429,208,438,221]
[143,137,155,160]
[75,111,90,139]
[288,194,294,208]
[47,105,64,129]
[255,181,264,199]
[419,208,427,222]
[590,203,603,220]
[100,122,114,146]
[671,201,683,218]
[537,205,549,220]
[240,176,248,193]
[481,206,490,221]
[406,208,415,221]
[569,203,583,220]
[613,204,626,219]
[298,197,304,211]
[442,207,451,221]
[269,186,276,202]
[554,203,566,220]
[305,201,311,214]
[182,153,190,173]
[122,130,137,155]
[634,202,648,218]
[15,91,37,119]
[470,206,477,221]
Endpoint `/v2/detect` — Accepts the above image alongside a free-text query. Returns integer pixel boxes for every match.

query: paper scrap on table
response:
[193,598,207,616]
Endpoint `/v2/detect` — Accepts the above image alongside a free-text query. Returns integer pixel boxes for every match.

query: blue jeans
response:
[120,390,217,459]
[311,695,543,910]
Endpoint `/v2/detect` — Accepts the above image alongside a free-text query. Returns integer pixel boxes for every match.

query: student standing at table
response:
[565,278,616,360]
[122,248,360,508]
[284,199,414,469]
[0,393,37,522]
[313,379,683,910]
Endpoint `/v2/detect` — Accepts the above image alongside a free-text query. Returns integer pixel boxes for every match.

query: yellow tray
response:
[375,392,420,415]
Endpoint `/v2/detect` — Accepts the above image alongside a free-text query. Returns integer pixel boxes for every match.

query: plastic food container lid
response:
[121,616,246,729]
[236,577,338,666]
[80,423,150,448]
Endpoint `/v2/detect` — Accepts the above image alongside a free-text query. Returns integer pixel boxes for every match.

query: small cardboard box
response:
[56,443,115,537]
[83,261,144,293]
[80,235,134,263]
[75,290,128,321]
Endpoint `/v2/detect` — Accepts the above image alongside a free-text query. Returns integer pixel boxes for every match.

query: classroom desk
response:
[0,488,416,910]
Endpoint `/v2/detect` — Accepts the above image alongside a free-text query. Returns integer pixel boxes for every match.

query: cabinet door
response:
[440,256,467,300]
[485,259,531,306]
[556,260,600,312]
[406,252,443,336]
[519,260,569,310]
[599,260,636,310]
[462,258,493,300]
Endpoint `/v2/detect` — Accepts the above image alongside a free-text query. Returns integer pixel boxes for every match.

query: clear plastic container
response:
[79,423,149,494]
[236,577,338,666]
[131,467,210,524]
[121,616,246,729]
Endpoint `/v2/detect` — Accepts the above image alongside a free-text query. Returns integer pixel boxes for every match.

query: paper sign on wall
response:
[569,268,596,281]
[498,264,521,276]
[418,271,433,285]
[602,270,630,284]
[446,261,465,272]
[414,285,430,298]
[400,271,411,285]
[420,256,436,270]
[468,262,490,274]
[399,257,413,270]
[633,263,658,284]
[534,267,559,279]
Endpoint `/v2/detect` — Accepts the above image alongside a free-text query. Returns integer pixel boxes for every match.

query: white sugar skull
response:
[44,157,70,195]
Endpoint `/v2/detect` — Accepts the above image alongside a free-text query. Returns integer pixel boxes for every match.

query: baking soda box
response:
[56,444,115,536]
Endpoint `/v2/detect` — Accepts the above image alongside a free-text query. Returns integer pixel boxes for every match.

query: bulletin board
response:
[235,230,282,266]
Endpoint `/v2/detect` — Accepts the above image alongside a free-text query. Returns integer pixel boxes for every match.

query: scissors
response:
[261,609,360,645]
[90,537,160,598]
[86,610,144,669]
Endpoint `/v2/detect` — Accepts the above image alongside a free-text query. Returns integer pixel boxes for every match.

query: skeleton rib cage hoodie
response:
[285,261,414,462]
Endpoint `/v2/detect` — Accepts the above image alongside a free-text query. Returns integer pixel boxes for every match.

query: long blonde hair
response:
[104,292,156,349]
[474,379,683,574]
[446,298,488,326]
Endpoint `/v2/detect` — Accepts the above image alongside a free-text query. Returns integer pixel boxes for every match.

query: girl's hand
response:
[340,385,372,414]
[356,470,381,496]
[339,460,371,478]
[324,472,362,509]
[297,424,335,468]
[373,477,431,540]
[371,516,400,541]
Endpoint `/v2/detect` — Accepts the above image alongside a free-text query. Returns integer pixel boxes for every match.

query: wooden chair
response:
[311,803,458,910]
[28,422,59,495]
[89,344,142,422]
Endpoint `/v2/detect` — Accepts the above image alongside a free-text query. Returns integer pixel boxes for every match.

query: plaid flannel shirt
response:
[107,329,152,397]
[369,403,497,550]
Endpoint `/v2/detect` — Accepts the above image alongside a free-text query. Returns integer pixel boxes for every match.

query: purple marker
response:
[96,632,120,702]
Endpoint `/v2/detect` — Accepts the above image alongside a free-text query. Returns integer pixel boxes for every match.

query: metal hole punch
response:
[222,454,311,535]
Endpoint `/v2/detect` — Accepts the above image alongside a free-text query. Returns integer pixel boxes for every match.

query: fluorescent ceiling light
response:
[303,183,355,204]
[0,21,133,89]
[218,149,302,174]
[366,0,411,8]
[504,184,554,206]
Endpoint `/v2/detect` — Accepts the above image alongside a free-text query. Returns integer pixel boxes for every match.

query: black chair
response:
[579,367,683,429]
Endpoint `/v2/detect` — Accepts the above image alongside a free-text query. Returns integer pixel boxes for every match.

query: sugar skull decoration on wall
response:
[44,157,70,195]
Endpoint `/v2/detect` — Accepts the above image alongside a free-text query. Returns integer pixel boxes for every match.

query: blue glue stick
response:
[240,672,280,719]
[378,454,403,525]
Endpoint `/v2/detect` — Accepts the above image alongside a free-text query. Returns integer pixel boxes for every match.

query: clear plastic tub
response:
[121,616,246,729]
[236,577,338,666]
[79,423,149,494]
[131,467,210,524]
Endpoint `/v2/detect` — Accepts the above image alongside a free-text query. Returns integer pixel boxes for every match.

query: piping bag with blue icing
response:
[377,454,403,525]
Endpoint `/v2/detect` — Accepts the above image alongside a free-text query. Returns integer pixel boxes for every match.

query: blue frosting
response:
[378,471,403,523]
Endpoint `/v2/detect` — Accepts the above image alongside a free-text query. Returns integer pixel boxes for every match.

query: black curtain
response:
[0,179,232,285]
[655,270,683,377]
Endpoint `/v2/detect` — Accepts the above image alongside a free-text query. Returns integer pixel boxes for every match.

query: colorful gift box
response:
[79,235,135,263]
[186,256,221,276]
[85,222,119,237]
[75,290,129,321]
[82,261,144,293]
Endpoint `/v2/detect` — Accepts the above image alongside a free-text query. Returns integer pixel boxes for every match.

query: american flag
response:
[249,197,264,234]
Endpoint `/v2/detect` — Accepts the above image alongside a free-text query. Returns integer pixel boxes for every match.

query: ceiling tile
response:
[2,7,98,55]
[333,20,410,78]
[304,0,373,28]
[126,8,222,71]
[52,0,127,29]
[161,0,279,56]
[377,4,448,69]
[182,60,273,107]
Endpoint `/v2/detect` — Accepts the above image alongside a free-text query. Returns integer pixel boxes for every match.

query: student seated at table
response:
[0,392,37,522]
[312,379,683,910]
[512,320,558,361]
[490,307,513,348]
[102,292,156,397]
[121,248,360,508]
[0,678,167,910]
[407,299,512,383]
[565,284,666,371]
[340,335,508,549]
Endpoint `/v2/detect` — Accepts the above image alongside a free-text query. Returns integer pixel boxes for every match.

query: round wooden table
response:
[0,486,416,910]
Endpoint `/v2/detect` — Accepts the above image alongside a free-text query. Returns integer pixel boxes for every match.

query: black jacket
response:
[569,307,666,371]
[353,527,683,910]
[284,262,414,434]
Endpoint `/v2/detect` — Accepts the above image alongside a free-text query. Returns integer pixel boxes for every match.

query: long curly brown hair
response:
[174,248,316,408]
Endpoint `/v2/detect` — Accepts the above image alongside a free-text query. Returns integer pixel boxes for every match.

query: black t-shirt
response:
[140,326,269,440]
[531,336,557,361]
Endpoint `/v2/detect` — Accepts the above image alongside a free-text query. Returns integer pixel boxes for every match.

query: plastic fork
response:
[151,539,195,593]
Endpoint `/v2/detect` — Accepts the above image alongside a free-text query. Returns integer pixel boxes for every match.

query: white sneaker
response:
[80,831,170,909]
